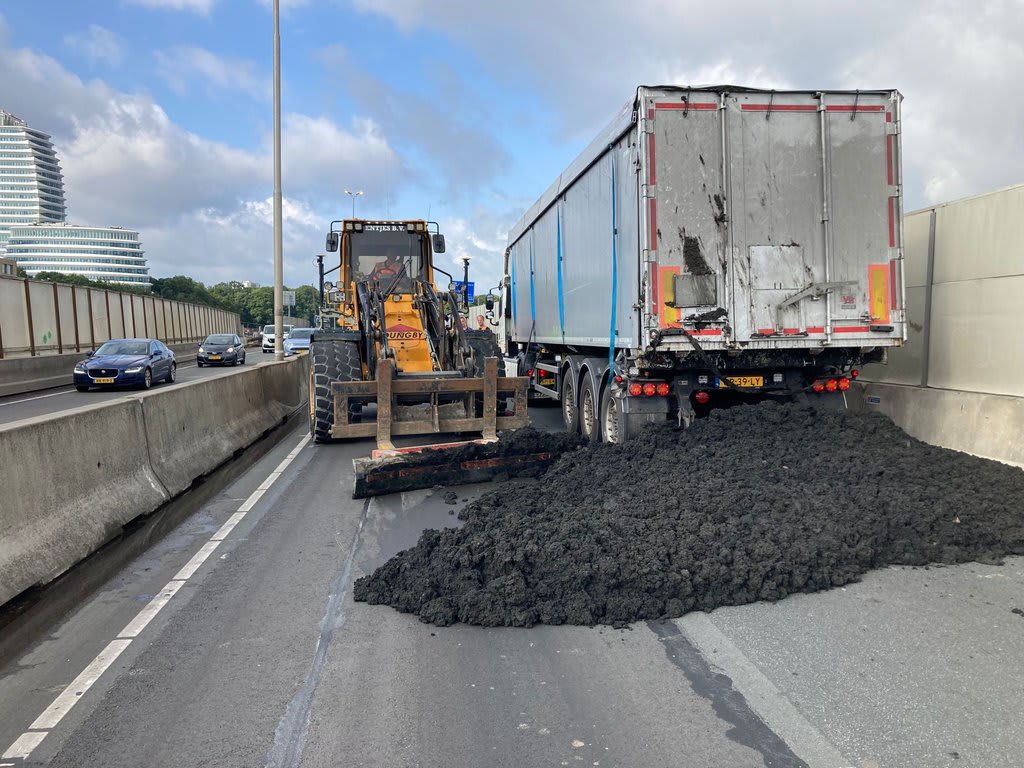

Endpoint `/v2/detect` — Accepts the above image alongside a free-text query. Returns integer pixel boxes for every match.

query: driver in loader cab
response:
[371,248,404,279]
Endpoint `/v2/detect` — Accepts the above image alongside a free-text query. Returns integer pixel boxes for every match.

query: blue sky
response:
[1,1,1022,290]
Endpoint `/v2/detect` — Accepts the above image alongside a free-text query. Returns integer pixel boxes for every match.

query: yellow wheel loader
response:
[310,219,538,496]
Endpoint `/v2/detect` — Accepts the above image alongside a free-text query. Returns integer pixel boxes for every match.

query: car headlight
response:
[74,364,86,373]
[199,347,205,353]
[125,366,144,373]
[227,346,235,353]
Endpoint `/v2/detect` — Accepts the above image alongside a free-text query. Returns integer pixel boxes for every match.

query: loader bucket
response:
[335,357,534,497]
[352,440,558,499]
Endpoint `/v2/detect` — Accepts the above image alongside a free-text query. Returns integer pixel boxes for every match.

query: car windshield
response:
[263,325,274,334]
[205,335,234,345]
[95,341,149,356]
[289,329,313,340]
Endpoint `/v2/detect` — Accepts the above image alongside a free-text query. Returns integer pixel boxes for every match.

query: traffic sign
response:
[282,290,295,307]
[452,281,475,303]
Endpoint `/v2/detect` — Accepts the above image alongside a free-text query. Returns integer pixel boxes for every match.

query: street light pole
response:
[461,255,471,308]
[272,0,284,362]
[344,188,364,218]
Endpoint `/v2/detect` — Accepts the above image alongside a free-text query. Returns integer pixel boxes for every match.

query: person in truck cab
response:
[371,249,404,279]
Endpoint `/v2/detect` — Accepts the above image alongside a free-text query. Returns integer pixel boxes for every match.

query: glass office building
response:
[0,110,150,287]
[0,110,66,254]
[5,224,151,287]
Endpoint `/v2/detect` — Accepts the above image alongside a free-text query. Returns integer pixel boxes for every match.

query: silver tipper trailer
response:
[504,85,905,442]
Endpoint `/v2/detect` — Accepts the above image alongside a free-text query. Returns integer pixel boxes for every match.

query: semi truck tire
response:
[560,371,579,434]
[309,339,361,443]
[578,374,601,443]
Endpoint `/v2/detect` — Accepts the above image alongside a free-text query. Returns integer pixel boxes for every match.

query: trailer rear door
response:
[644,88,902,348]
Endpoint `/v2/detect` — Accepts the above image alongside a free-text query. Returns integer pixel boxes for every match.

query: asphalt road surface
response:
[0,355,269,426]
[0,407,1021,767]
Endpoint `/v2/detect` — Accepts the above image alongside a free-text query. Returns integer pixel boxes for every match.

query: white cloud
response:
[0,37,402,285]
[64,25,124,67]
[155,47,269,100]
[123,0,217,13]
[351,0,1024,210]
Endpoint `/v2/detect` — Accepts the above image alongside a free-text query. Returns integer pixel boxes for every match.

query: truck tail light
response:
[656,382,670,397]
[628,383,643,396]
[838,377,851,391]
[825,379,839,392]
[694,390,710,405]
[811,381,825,393]
[850,369,859,378]
[642,382,657,397]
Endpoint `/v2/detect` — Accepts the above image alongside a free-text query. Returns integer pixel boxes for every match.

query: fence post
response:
[920,208,937,388]
[71,287,81,352]
[52,282,63,354]
[24,279,37,356]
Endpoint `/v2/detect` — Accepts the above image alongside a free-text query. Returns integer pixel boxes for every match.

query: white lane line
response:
[118,580,185,639]
[28,639,133,730]
[1,432,311,762]
[676,613,850,768]
[238,489,266,512]
[0,389,75,407]
[173,540,222,581]
[211,511,248,541]
[3,731,47,760]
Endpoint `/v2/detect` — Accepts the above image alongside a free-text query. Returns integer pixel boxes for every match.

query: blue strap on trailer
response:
[608,150,618,379]
[556,203,565,344]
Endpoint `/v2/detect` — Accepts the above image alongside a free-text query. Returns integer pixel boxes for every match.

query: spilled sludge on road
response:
[354,403,1024,627]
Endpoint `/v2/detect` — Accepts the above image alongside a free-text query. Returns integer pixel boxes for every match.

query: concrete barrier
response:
[144,359,304,497]
[0,355,309,606]
[0,342,203,398]
[849,381,1024,468]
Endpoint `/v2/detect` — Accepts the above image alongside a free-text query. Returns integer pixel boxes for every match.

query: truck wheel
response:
[560,372,579,434]
[600,385,630,444]
[310,339,361,443]
[578,375,601,443]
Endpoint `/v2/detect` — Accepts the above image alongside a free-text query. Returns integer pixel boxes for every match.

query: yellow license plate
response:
[210,355,221,360]
[540,377,555,386]
[717,376,763,388]
[94,377,115,384]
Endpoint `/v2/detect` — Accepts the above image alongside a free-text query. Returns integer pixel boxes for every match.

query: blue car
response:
[73,338,177,391]
[283,328,314,356]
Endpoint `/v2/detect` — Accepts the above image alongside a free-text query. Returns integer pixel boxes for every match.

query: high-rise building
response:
[0,110,66,253]
[5,223,150,286]
[0,110,150,287]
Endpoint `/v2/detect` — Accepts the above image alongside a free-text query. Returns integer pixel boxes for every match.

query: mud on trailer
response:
[501,85,906,442]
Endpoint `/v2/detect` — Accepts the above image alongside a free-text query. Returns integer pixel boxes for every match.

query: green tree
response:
[292,285,319,326]
[152,275,223,307]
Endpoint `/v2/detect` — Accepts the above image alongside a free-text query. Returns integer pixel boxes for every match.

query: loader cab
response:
[328,221,435,295]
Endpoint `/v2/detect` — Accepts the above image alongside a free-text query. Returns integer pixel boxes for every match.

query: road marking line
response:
[211,511,248,541]
[0,431,311,762]
[29,639,133,730]
[3,731,47,760]
[676,613,850,768]
[173,540,222,581]
[118,580,185,639]
[238,489,266,512]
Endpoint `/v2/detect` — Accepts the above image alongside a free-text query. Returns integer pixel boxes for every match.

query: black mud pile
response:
[354,404,1024,627]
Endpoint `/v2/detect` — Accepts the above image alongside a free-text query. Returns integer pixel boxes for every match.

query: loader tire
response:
[309,339,361,443]
[464,329,505,377]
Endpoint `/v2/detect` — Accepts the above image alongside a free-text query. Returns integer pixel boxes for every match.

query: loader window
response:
[350,230,424,292]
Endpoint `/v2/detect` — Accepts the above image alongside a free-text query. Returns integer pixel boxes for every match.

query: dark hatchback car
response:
[73,338,176,391]
[197,333,246,367]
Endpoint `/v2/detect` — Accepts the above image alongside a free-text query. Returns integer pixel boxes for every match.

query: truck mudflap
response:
[330,357,529,451]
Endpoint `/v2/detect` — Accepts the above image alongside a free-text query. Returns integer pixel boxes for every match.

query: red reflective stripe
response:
[825,105,884,112]
[889,260,898,309]
[687,329,723,336]
[741,104,816,112]
[806,326,826,334]
[654,102,717,110]
[782,328,800,335]
[888,198,896,247]
[756,328,775,335]
[886,135,894,185]
[832,326,870,333]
